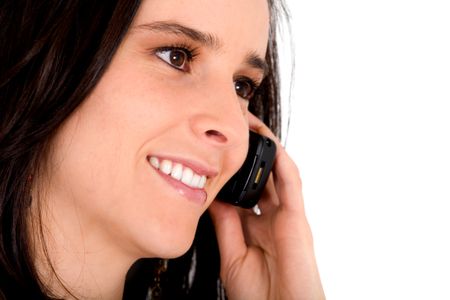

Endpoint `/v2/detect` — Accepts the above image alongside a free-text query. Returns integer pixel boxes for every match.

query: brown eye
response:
[234,78,257,100]
[155,47,192,71]
[168,49,187,67]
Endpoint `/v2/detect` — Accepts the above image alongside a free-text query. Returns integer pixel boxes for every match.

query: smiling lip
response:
[149,155,219,178]
[146,155,217,205]
[155,169,207,205]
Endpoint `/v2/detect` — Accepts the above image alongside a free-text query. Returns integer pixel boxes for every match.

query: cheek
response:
[47,105,129,210]
[48,109,200,257]
[95,66,186,132]
[212,132,249,199]
[46,47,251,256]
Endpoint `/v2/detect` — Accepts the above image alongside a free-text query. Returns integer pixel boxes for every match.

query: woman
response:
[0,0,325,299]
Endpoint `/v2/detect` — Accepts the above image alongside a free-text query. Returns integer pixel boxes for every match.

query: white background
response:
[281,0,450,299]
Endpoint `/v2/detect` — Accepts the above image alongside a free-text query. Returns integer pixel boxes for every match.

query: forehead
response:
[133,0,270,56]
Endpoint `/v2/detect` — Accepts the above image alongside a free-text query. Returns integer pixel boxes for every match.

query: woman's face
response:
[44,0,270,258]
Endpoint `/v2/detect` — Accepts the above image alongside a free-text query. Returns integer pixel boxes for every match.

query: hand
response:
[209,113,325,300]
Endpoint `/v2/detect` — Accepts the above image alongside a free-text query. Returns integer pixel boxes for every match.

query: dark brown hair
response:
[0,0,287,298]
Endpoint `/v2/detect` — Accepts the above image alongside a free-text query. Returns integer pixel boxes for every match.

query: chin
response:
[161,237,195,259]
[132,219,199,259]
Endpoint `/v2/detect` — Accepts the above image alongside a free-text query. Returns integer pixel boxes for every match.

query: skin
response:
[33,0,325,299]
[209,114,325,299]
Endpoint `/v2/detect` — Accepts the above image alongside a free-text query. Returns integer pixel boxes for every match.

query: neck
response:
[30,196,138,300]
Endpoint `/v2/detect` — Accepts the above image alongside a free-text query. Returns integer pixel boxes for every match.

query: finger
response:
[272,146,305,212]
[248,112,284,166]
[208,200,247,272]
[247,112,281,199]
[248,113,300,210]
[256,174,280,211]
[248,113,280,144]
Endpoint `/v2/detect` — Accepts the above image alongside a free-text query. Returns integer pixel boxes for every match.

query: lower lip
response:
[151,167,207,205]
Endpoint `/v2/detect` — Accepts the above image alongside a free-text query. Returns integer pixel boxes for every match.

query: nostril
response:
[205,129,227,143]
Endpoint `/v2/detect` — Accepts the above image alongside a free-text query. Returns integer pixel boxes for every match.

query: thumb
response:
[208,200,247,273]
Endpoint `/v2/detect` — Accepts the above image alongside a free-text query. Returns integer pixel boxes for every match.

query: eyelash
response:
[152,44,261,101]
[234,76,260,101]
[153,43,199,72]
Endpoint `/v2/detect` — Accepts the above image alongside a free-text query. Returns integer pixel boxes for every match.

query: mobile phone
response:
[217,131,276,208]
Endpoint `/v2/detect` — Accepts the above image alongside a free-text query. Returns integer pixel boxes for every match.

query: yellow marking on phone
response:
[254,167,264,185]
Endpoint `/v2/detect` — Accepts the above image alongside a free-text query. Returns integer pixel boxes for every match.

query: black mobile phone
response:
[217,131,276,208]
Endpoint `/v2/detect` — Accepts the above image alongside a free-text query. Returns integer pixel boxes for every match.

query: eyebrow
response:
[136,21,269,76]
[246,52,269,76]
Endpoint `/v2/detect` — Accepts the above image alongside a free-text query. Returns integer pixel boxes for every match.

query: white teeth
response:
[199,175,206,188]
[148,156,207,189]
[149,156,159,169]
[170,163,183,180]
[191,174,201,188]
[181,167,194,185]
[160,159,172,175]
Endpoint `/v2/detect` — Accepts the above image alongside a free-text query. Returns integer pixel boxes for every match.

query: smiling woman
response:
[0,0,324,299]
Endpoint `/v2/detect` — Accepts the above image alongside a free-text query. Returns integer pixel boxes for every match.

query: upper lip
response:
[147,154,219,178]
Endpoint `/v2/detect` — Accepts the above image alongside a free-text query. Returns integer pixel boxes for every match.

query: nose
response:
[188,81,248,148]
